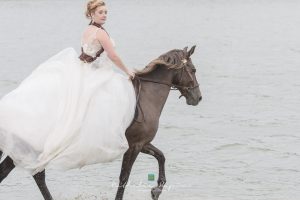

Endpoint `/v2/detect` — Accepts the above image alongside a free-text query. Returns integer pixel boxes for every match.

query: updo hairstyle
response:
[85,0,106,19]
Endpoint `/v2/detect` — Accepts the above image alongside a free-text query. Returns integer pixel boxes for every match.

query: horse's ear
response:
[183,46,188,52]
[188,45,196,57]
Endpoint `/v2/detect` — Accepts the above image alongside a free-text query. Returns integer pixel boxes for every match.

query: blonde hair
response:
[85,0,106,19]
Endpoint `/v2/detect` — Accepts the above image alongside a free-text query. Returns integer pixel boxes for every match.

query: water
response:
[1,0,300,199]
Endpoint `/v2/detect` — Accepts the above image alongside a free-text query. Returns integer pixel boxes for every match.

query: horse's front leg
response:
[141,143,166,200]
[33,170,53,200]
[115,145,141,200]
[0,156,15,183]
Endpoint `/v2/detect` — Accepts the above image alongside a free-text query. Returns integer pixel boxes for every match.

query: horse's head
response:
[170,46,202,106]
[135,45,202,105]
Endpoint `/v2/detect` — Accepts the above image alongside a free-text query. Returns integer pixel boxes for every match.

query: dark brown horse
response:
[0,45,202,200]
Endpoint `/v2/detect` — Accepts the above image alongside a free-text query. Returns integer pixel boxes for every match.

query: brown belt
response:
[79,47,104,63]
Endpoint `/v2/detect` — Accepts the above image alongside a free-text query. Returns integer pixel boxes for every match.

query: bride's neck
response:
[90,21,103,28]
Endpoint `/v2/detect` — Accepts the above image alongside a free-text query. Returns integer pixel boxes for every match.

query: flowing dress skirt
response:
[0,48,136,174]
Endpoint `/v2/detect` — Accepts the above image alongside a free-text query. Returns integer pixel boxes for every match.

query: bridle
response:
[171,59,200,98]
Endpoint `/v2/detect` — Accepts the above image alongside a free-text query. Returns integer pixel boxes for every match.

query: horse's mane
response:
[135,49,186,76]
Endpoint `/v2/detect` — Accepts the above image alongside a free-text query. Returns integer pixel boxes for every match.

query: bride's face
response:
[92,6,108,25]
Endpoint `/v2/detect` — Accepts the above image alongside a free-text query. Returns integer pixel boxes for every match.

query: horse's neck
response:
[140,67,173,116]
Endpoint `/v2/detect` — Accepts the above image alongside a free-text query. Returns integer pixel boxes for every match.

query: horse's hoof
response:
[151,187,162,200]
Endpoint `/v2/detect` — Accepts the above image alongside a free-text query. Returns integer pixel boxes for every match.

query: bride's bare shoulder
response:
[95,28,109,41]
[82,26,97,37]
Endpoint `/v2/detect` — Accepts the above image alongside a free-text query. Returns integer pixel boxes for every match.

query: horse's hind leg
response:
[0,156,15,183]
[142,143,166,200]
[0,158,53,200]
[115,145,141,200]
[33,170,53,200]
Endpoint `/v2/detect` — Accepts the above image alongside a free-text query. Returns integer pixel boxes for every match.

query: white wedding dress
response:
[0,30,136,175]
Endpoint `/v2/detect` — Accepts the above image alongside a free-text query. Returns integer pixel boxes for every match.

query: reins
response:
[135,76,199,90]
[135,64,199,91]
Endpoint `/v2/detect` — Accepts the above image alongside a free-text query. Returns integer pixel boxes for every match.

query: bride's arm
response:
[96,29,135,79]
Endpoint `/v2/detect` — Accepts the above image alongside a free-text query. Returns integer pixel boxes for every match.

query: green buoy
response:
[148,173,155,181]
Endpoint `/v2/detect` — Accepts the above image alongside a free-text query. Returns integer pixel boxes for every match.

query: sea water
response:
[0,0,300,199]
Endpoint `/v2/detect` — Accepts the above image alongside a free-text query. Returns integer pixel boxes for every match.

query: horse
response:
[0,45,202,200]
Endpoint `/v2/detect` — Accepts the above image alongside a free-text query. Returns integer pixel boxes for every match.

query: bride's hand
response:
[126,70,135,80]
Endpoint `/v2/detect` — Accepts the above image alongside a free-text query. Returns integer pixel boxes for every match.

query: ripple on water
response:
[0,80,18,86]
[214,143,246,151]
[63,193,107,200]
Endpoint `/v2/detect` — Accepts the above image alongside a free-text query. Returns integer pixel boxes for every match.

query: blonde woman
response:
[0,0,136,175]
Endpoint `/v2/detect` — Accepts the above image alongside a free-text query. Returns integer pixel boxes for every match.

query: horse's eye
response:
[192,68,196,73]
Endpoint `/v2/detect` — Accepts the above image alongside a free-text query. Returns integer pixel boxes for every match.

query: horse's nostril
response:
[199,96,202,101]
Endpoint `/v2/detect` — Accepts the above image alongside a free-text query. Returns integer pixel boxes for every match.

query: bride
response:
[0,0,136,175]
